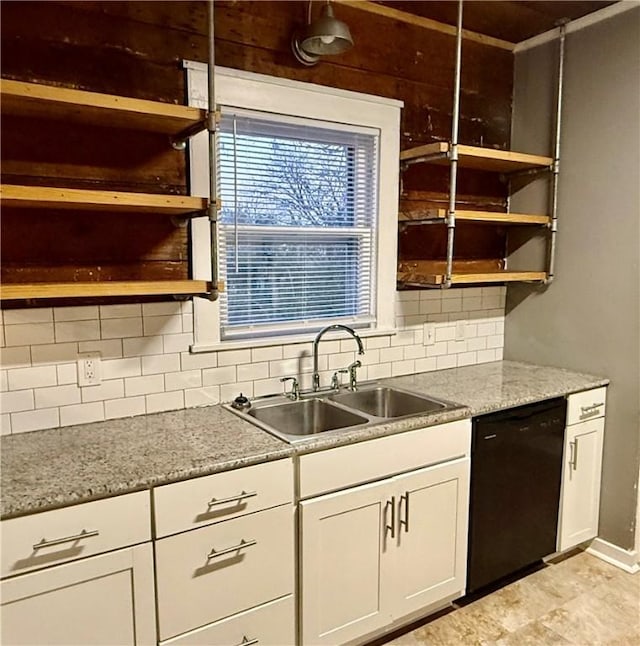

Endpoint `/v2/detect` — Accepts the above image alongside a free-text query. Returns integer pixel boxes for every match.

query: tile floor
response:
[383,550,639,645]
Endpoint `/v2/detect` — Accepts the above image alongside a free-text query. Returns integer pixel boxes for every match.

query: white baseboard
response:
[586,537,640,574]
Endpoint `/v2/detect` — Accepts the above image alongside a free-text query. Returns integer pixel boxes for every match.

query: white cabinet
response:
[1,492,156,645]
[558,387,606,552]
[299,421,471,646]
[153,458,296,645]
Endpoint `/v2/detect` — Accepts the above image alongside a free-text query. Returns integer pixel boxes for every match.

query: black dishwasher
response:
[467,397,567,593]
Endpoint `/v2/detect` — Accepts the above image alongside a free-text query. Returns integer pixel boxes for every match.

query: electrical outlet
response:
[78,352,102,387]
[423,323,435,346]
[455,320,467,341]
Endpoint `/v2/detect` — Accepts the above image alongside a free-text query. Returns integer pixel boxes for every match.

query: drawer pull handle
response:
[207,538,257,560]
[385,496,396,538]
[399,491,410,534]
[569,438,579,471]
[207,490,257,508]
[580,403,603,419]
[32,529,99,551]
[235,637,259,646]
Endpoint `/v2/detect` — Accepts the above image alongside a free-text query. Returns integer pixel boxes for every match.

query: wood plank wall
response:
[0,0,513,302]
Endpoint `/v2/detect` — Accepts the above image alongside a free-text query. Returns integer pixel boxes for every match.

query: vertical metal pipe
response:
[207,0,219,300]
[546,22,567,283]
[445,0,464,288]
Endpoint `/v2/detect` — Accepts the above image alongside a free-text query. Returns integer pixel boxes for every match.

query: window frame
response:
[185,63,402,352]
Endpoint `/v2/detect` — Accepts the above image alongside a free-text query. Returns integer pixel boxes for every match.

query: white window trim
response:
[185,63,402,353]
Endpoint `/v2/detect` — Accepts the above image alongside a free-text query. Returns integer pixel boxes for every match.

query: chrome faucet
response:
[312,324,365,392]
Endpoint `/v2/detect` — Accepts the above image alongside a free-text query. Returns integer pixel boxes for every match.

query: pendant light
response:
[292,0,354,66]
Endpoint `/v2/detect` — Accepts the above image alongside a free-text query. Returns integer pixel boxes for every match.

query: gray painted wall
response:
[505,8,640,551]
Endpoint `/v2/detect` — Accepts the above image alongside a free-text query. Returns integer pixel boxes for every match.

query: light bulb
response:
[320,34,336,45]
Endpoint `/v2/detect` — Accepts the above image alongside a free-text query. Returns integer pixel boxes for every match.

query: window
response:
[217,111,377,340]
[186,65,402,351]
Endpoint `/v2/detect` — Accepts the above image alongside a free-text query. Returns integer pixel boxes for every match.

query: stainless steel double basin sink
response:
[226,384,457,443]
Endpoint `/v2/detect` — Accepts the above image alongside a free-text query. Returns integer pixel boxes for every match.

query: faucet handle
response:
[347,360,362,391]
[280,376,300,401]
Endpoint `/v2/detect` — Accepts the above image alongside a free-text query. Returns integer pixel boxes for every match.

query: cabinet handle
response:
[207,490,257,508]
[207,538,257,560]
[385,496,396,538]
[32,529,99,551]
[235,638,259,646]
[580,403,603,420]
[399,492,410,534]
[569,438,579,471]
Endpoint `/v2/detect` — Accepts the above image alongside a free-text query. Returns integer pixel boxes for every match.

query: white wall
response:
[0,288,506,434]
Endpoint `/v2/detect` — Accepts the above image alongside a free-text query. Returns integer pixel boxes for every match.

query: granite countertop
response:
[1,360,608,519]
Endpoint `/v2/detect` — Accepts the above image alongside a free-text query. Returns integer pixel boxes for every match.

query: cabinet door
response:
[558,418,605,551]
[1,543,156,646]
[391,458,470,618]
[300,478,392,646]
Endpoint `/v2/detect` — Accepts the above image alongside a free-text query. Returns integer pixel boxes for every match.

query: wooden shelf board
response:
[398,271,547,286]
[0,281,210,301]
[399,208,550,225]
[0,79,205,136]
[0,185,207,215]
[400,142,553,172]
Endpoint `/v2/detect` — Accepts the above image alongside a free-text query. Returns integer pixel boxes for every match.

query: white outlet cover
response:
[78,352,102,387]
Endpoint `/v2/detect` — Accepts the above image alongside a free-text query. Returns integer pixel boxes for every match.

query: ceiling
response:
[376,1,618,43]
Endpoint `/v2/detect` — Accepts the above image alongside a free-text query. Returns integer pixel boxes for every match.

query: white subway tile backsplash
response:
[12,408,59,433]
[142,302,182,317]
[487,334,503,349]
[123,335,163,358]
[146,390,184,414]
[419,299,442,315]
[404,345,426,360]
[365,336,390,350]
[105,396,146,420]
[57,363,77,385]
[4,308,53,324]
[1,389,34,413]
[251,346,283,363]
[397,300,420,317]
[143,314,182,336]
[392,360,415,377]
[8,365,57,390]
[253,377,283,398]
[426,341,448,357]
[478,349,498,363]
[494,347,504,361]
[184,386,220,408]
[141,353,180,375]
[102,358,141,380]
[1,414,11,435]
[436,355,457,370]
[361,348,380,365]
[102,317,143,340]
[54,306,99,322]
[457,351,478,367]
[165,370,202,391]
[397,291,420,301]
[435,325,455,343]
[367,363,392,380]
[125,374,164,397]
[467,336,488,352]
[60,402,104,427]
[391,330,415,347]
[220,381,253,402]
[31,342,78,365]
[328,351,358,370]
[180,351,218,371]
[237,362,269,382]
[182,314,193,333]
[202,366,236,386]
[477,321,496,337]
[463,297,483,312]
[35,384,81,409]
[163,334,193,354]
[82,380,125,403]
[415,357,437,372]
[5,323,55,347]
[379,347,404,363]
[99,304,142,319]
[78,339,123,359]
[218,349,251,367]
[282,344,311,359]
[0,370,7,392]
[55,320,100,343]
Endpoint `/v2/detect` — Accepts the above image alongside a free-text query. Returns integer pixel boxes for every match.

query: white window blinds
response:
[217,110,379,340]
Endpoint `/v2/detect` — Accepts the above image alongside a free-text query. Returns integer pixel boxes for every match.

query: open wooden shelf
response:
[399,208,550,225]
[398,270,547,287]
[0,185,207,215]
[0,79,205,136]
[400,142,553,173]
[0,280,210,301]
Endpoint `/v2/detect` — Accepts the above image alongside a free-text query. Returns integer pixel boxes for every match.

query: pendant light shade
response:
[292,1,354,66]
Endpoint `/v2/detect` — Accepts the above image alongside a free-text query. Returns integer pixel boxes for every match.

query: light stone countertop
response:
[1,360,608,519]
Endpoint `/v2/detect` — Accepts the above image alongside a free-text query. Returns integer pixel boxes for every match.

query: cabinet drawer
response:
[1,491,150,579]
[160,595,295,646]
[153,459,293,538]
[299,419,471,499]
[566,387,607,426]
[155,504,294,641]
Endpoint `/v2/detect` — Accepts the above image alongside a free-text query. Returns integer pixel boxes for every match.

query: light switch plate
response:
[423,323,435,346]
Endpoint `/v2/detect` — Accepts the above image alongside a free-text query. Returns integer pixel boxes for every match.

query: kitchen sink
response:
[328,386,446,418]
[247,398,368,438]
[226,382,460,443]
